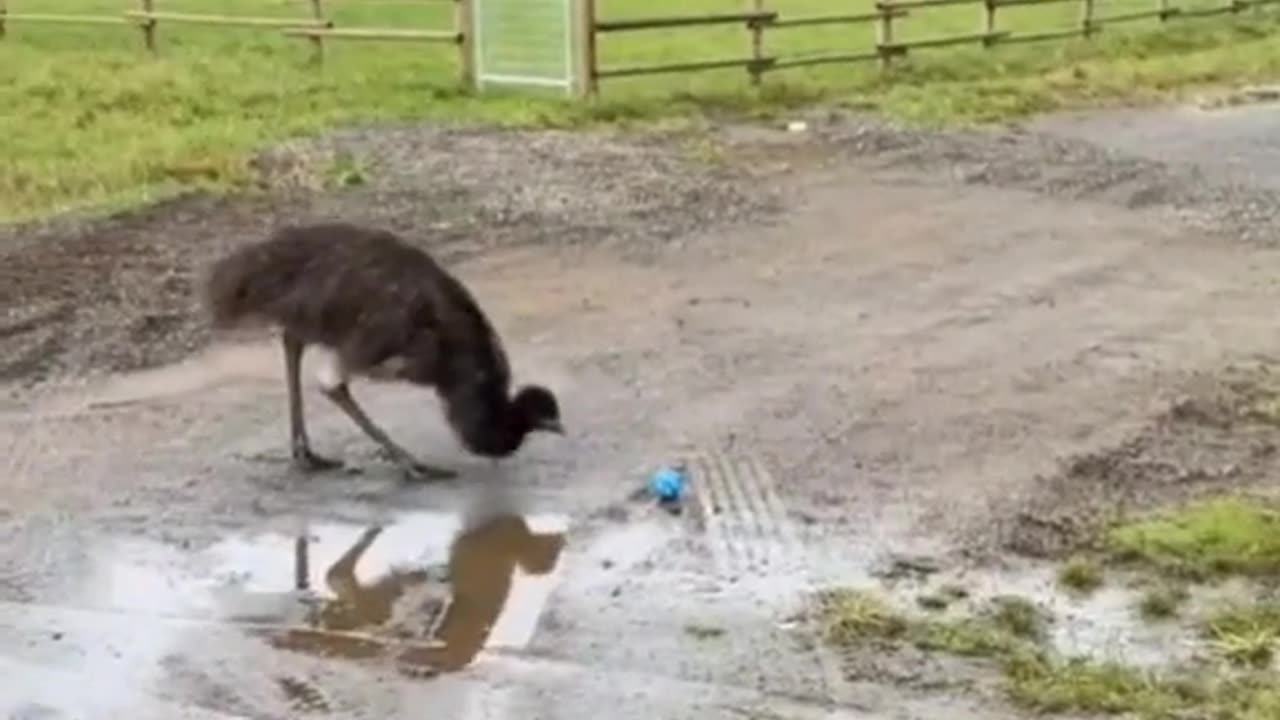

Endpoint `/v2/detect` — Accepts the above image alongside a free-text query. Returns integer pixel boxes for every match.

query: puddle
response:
[11,510,569,684]
[261,511,569,675]
[970,565,1187,668]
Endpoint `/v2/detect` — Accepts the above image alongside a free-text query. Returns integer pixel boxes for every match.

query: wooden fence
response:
[0,0,474,84]
[585,0,1280,94]
[0,0,1276,97]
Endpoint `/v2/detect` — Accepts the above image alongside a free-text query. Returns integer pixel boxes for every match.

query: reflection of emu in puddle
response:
[313,525,434,634]
[266,514,565,676]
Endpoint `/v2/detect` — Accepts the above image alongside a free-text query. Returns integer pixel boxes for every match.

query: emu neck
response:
[486,405,531,457]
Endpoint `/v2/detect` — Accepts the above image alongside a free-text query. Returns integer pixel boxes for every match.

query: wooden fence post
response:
[1080,0,1094,36]
[981,0,996,46]
[307,0,325,65]
[139,0,157,51]
[875,1,895,69]
[576,0,598,96]
[456,0,475,89]
[748,0,764,85]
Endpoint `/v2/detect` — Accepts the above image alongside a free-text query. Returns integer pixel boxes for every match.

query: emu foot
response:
[399,461,458,483]
[373,447,457,482]
[291,447,344,474]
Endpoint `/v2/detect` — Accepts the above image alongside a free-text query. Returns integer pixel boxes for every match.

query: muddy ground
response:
[4,100,1280,718]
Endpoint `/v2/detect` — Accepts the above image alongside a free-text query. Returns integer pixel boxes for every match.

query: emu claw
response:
[372,447,456,481]
[291,448,344,474]
[400,461,458,483]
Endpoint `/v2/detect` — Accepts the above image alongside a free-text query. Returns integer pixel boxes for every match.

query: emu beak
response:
[539,419,565,435]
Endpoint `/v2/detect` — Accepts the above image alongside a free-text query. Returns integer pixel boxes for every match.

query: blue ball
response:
[650,467,686,502]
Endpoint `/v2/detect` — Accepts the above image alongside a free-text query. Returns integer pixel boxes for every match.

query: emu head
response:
[511,385,564,436]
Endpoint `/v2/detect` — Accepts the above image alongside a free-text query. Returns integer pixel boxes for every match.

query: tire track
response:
[688,448,803,579]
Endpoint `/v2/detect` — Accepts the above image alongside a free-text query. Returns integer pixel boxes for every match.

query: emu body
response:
[203,222,563,480]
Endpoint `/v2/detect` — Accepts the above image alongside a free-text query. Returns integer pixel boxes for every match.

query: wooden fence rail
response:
[584,0,1279,93]
[0,0,472,82]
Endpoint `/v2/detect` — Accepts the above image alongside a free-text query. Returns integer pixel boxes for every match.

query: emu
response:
[202,222,564,481]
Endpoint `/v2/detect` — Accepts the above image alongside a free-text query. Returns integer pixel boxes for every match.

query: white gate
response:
[472,0,576,94]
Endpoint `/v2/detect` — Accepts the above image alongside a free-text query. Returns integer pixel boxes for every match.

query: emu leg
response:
[283,334,343,473]
[325,525,381,600]
[321,383,457,481]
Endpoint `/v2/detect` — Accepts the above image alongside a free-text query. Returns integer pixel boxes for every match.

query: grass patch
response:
[914,617,1023,657]
[817,588,910,645]
[3,0,1280,222]
[1058,556,1105,594]
[1003,652,1280,718]
[1204,603,1280,667]
[987,595,1050,642]
[1137,584,1190,621]
[818,587,1280,719]
[916,583,970,611]
[821,588,1030,658]
[1003,654,1183,716]
[683,623,728,640]
[1106,498,1280,580]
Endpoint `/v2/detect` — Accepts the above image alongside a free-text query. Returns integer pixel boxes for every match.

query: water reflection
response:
[264,512,567,676]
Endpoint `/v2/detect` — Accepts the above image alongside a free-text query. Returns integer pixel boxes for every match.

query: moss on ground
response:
[1105,498,1280,580]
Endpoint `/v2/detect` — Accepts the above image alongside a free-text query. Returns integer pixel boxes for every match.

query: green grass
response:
[1058,555,1106,594]
[986,594,1051,642]
[817,588,911,644]
[1002,655,1184,717]
[1137,583,1190,621]
[817,587,1280,719]
[1106,498,1280,580]
[3,0,1280,221]
[1204,602,1280,667]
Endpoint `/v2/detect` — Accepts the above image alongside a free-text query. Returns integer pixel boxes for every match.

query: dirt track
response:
[4,103,1280,718]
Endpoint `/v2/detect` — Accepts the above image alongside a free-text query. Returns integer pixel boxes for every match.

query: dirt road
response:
[3,103,1280,718]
